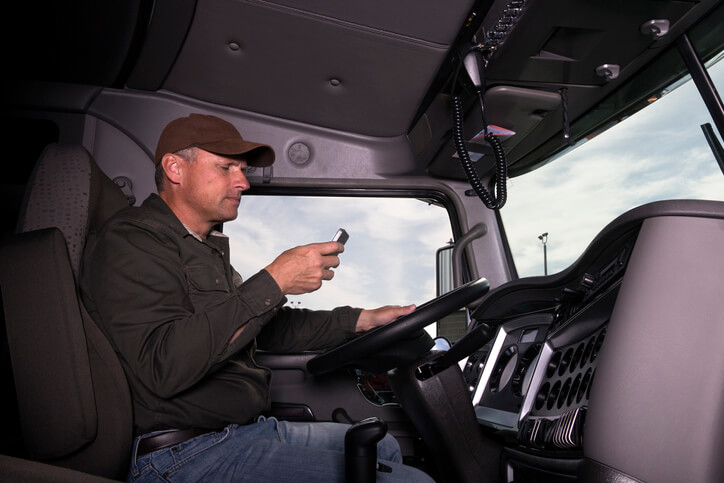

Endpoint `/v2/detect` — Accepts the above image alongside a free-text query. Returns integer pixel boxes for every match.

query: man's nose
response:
[234,168,250,190]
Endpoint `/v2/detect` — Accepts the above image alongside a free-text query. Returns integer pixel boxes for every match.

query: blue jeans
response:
[128,418,434,482]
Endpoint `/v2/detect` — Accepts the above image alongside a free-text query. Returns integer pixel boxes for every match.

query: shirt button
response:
[265,298,272,306]
[215,279,220,284]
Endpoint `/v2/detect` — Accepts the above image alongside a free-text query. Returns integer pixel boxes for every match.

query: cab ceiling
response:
[132,0,477,138]
[4,0,722,180]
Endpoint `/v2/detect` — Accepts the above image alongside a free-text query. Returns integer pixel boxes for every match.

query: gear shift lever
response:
[345,417,388,483]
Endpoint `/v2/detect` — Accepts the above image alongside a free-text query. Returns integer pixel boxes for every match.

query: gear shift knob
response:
[345,417,388,483]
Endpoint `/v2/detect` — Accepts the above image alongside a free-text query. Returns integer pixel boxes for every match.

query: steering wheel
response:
[307,277,490,375]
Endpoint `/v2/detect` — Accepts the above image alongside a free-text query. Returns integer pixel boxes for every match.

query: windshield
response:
[501,56,724,278]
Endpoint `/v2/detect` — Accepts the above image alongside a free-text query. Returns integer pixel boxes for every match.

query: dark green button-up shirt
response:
[80,194,360,435]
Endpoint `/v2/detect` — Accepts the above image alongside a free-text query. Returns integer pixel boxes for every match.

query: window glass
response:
[224,196,453,336]
[501,56,724,278]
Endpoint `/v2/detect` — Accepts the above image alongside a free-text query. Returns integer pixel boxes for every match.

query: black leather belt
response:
[137,428,221,457]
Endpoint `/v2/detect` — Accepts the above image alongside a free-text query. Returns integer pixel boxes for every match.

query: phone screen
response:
[332,228,349,245]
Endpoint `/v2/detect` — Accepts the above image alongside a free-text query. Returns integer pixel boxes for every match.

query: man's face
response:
[180,149,250,225]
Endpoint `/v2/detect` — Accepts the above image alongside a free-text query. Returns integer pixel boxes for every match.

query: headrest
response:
[16,144,129,277]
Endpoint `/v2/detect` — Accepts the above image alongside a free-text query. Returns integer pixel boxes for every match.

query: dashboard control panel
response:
[464,236,634,454]
[517,284,616,451]
[466,314,552,431]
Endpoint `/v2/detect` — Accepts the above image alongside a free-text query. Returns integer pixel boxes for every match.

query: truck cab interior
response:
[2,1,724,482]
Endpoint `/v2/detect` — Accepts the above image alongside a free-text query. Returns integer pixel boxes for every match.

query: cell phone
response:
[332,228,349,245]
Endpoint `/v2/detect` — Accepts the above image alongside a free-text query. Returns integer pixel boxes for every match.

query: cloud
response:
[501,61,724,277]
[226,197,452,312]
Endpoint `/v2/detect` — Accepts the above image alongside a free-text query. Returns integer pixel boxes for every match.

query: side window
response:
[224,195,454,337]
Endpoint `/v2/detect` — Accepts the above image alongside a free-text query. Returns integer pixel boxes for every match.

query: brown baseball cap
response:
[154,113,275,167]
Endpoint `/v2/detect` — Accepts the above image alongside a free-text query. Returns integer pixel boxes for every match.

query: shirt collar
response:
[180,221,228,241]
[142,194,229,241]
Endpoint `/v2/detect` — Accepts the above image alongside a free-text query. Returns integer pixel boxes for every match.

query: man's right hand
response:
[264,241,344,295]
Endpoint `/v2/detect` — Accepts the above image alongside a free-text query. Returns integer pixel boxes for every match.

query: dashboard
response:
[463,237,632,454]
[320,199,724,483]
[345,200,723,482]
[338,200,724,483]
[454,199,724,482]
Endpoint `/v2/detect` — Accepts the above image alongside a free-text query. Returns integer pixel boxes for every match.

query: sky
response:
[225,197,452,311]
[224,57,724,315]
[500,58,724,277]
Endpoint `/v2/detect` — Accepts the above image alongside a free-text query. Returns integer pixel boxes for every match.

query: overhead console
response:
[421,0,723,179]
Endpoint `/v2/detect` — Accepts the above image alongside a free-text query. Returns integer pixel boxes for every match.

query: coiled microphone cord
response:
[452,94,507,210]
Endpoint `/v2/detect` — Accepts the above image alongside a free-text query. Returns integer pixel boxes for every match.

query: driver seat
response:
[0,144,132,479]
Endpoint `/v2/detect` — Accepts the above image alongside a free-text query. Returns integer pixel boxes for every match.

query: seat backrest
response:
[0,144,132,479]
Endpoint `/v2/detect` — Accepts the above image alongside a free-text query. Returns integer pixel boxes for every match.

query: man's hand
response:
[356,304,416,333]
[265,241,344,295]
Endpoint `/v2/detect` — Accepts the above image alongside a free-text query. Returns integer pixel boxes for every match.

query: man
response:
[80,113,432,481]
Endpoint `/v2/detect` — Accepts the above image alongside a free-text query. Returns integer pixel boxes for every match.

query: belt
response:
[137,428,222,457]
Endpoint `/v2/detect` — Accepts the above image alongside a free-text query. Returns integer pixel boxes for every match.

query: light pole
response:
[538,232,548,275]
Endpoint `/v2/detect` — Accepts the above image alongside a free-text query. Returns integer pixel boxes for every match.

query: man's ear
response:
[160,153,183,185]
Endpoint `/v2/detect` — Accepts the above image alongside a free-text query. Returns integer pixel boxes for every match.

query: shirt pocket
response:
[185,264,231,309]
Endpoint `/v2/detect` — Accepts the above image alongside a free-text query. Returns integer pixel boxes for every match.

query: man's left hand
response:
[356,304,416,333]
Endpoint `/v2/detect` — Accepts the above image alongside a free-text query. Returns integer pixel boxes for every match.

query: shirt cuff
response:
[333,306,363,340]
[236,269,287,313]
